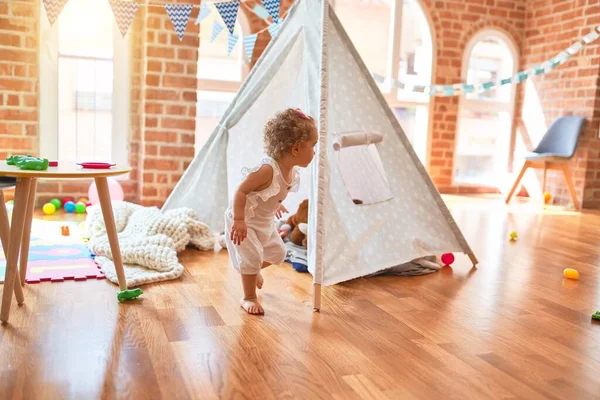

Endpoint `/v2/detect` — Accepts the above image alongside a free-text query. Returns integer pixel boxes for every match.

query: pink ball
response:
[88,178,124,205]
[441,253,455,266]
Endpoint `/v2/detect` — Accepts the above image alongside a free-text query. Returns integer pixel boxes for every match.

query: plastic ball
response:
[509,231,518,241]
[7,200,13,204]
[75,202,86,214]
[441,253,455,266]
[563,268,580,280]
[544,192,552,204]
[42,203,56,215]
[50,198,61,209]
[64,201,76,213]
[78,197,88,204]
[62,197,74,206]
[88,178,123,205]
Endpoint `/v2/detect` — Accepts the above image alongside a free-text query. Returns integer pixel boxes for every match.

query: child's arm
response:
[230,165,273,245]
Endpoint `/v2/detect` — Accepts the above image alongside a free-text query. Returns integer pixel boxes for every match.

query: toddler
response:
[224,108,318,315]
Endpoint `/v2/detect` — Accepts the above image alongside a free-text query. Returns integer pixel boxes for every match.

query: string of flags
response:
[41,0,286,61]
[373,25,600,97]
[40,0,599,89]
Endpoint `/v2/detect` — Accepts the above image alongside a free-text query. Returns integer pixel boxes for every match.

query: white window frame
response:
[454,29,519,187]
[332,0,435,169]
[197,22,248,93]
[39,2,131,174]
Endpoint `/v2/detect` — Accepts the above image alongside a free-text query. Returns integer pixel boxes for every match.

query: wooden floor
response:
[1,195,600,399]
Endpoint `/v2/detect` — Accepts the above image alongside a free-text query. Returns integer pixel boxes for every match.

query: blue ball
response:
[64,201,76,213]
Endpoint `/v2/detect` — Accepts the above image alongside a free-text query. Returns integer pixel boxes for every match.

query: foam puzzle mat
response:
[0,219,104,283]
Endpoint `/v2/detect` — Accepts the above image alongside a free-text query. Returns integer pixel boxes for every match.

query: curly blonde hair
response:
[263,108,316,160]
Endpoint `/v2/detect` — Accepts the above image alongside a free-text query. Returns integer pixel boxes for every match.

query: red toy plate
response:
[77,162,115,169]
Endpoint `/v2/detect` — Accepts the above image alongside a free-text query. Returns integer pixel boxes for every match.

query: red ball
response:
[62,197,74,206]
[441,253,455,266]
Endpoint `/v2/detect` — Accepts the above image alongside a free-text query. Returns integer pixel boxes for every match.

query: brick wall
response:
[520,0,600,208]
[137,1,199,207]
[0,0,38,167]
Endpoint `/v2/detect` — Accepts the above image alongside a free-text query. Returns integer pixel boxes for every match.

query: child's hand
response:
[275,204,288,220]
[231,220,247,245]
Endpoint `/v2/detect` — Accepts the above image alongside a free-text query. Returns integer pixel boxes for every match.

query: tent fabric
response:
[163,0,475,287]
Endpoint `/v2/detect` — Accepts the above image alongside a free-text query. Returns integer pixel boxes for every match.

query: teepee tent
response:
[163,0,477,309]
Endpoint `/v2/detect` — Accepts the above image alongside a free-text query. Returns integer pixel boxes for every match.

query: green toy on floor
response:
[592,310,600,321]
[117,288,143,302]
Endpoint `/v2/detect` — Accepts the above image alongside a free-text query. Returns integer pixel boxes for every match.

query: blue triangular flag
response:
[252,4,270,20]
[214,0,239,35]
[165,4,193,41]
[263,0,280,23]
[211,20,224,42]
[267,21,281,38]
[243,33,258,62]
[227,33,239,56]
[195,3,211,25]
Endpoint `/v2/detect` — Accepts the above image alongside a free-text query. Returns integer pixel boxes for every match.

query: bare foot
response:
[240,298,264,315]
[256,273,264,289]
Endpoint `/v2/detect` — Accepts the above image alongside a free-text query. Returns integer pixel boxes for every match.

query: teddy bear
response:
[286,199,309,247]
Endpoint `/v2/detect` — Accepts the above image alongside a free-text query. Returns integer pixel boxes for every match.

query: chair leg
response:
[506,162,529,204]
[561,164,580,210]
[542,163,548,194]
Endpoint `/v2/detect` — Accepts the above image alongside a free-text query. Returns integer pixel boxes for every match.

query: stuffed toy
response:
[286,199,309,247]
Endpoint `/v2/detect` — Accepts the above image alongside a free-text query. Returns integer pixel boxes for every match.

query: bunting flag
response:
[211,20,224,42]
[267,21,281,38]
[214,0,239,35]
[43,0,69,25]
[227,33,239,56]
[243,33,258,62]
[263,0,281,23]
[195,3,211,25]
[109,0,139,37]
[252,4,270,20]
[165,4,193,41]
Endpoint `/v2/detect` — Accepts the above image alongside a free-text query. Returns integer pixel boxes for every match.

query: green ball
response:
[7,200,13,204]
[75,202,86,214]
[50,198,61,209]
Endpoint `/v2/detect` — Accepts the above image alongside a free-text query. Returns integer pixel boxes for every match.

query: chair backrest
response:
[533,116,585,158]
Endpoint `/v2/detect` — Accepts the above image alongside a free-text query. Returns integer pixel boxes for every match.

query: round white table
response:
[0,161,132,323]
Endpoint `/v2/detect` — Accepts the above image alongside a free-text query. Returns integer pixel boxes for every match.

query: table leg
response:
[94,177,128,292]
[19,178,37,285]
[0,190,25,304]
[1,178,31,323]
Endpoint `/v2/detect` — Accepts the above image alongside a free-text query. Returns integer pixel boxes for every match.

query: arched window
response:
[334,0,433,164]
[454,31,518,185]
[196,22,246,152]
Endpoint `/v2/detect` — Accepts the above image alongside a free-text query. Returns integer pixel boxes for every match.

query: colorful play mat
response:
[0,219,104,283]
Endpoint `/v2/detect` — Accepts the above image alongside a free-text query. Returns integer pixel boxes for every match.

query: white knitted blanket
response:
[85,201,215,288]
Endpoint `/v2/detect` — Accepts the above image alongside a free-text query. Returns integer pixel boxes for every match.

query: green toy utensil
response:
[117,288,143,302]
[592,310,600,321]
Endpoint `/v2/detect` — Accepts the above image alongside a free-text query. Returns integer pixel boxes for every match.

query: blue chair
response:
[505,116,585,208]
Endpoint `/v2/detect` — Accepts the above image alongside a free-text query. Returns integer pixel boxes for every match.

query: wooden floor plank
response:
[1,196,599,399]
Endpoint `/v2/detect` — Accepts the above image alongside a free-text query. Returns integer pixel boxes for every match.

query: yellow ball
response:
[78,197,88,204]
[509,231,518,240]
[563,268,580,280]
[544,192,552,204]
[42,203,56,215]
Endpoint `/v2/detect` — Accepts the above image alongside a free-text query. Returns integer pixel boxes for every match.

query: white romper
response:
[224,157,300,275]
